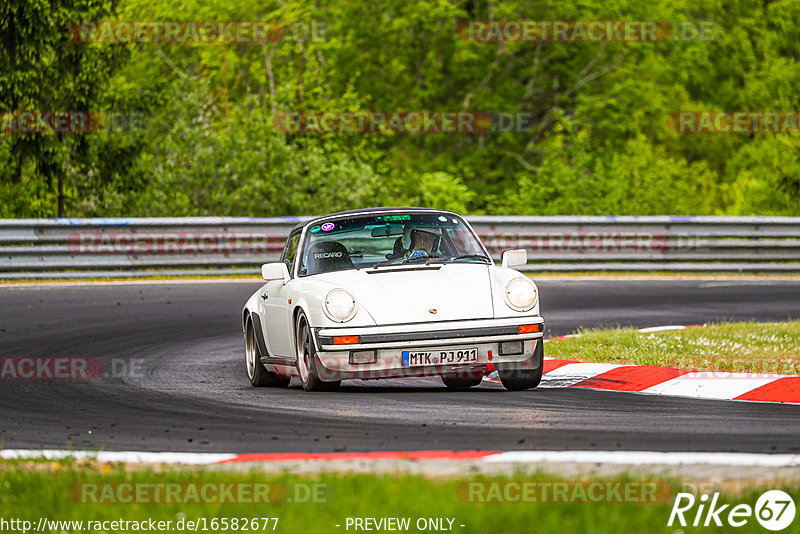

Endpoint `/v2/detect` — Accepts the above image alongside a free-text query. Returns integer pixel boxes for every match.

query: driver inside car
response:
[405,227,442,259]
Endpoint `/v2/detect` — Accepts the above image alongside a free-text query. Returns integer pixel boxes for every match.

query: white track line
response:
[643,374,785,400]
[484,450,800,467]
[0,449,236,464]
[4,449,800,467]
[638,325,699,332]
[540,363,625,387]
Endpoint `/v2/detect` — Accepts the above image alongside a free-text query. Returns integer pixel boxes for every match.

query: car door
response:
[263,231,300,359]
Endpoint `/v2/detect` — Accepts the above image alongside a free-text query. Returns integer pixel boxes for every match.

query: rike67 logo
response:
[669,490,796,531]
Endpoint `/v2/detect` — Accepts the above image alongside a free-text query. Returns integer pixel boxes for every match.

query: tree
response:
[0,0,131,216]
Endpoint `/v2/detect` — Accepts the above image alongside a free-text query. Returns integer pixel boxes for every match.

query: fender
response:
[249,310,296,366]
[293,297,336,356]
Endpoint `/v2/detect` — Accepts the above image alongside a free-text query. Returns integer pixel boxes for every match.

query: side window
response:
[282,233,301,276]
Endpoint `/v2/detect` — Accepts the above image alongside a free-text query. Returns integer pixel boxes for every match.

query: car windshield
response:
[298,212,488,276]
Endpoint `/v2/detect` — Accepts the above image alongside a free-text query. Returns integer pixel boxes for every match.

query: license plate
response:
[401,347,478,367]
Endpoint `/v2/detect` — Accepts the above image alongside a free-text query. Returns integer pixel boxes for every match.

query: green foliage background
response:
[3,462,799,534]
[1,0,799,217]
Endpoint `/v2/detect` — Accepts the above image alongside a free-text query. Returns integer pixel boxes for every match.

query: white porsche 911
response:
[242,207,544,391]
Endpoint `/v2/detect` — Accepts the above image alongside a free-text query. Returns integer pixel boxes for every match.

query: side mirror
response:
[261,262,290,282]
[501,249,527,268]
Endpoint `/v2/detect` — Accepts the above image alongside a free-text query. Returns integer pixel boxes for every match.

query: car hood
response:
[311,264,494,324]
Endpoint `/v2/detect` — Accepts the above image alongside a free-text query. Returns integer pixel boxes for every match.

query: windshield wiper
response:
[372,258,402,268]
[406,254,444,264]
[372,254,444,268]
[448,254,491,263]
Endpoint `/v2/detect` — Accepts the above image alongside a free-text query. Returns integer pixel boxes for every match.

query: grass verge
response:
[1,460,799,533]
[547,321,800,375]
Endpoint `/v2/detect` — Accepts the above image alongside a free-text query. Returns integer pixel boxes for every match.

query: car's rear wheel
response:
[441,374,483,388]
[245,319,290,388]
[295,311,341,392]
[497,340,544,391]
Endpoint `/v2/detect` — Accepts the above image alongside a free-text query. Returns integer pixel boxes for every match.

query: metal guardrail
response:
[0,216,799,279]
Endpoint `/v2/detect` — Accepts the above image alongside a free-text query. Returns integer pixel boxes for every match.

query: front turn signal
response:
[333,335,360,345]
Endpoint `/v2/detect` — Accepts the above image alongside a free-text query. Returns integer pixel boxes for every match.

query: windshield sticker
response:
[452,218,459,224]
[438,216,448,222]
[310,225,321,233]
[321,222,335,232]
[315,251,343,258]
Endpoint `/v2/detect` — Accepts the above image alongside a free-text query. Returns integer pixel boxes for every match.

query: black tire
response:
[498,339,544,391]
[245,319,290,388]
[441,376,483,388]
[295,311,341,392]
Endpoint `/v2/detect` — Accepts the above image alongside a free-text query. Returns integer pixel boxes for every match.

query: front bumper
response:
[311,316,544,380]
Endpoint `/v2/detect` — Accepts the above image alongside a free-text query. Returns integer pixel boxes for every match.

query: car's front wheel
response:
[295,311,341,392]
[497,340,544,391]
[245,319,290,388]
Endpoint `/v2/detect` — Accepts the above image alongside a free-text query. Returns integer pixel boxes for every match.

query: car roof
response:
[290,207,458,233]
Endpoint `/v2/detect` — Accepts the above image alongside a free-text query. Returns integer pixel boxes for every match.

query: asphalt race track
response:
[1,278,799,454]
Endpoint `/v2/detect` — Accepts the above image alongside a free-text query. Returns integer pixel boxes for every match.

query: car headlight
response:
[504,278,537,311]
[324,289,357,322]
